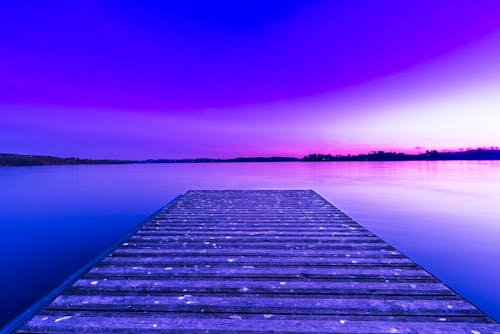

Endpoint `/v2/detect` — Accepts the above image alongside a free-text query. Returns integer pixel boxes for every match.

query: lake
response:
[1,161,500,327]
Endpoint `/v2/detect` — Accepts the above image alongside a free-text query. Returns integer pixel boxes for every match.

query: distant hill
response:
[302,149,500,161]
[0,154,299,166]
[0,154,132,166]
[144,157,300,163]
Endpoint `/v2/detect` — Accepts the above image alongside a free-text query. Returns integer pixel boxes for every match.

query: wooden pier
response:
[12,190,500,333]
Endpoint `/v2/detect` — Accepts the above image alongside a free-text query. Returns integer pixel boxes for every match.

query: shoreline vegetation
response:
[1,148,499,166]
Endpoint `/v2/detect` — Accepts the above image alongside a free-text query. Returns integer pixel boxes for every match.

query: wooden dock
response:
[12,190,500,333]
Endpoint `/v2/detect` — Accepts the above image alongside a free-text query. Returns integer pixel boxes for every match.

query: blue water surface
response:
[1,161,499,327]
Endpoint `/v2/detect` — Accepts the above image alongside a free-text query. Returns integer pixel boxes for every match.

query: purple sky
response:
[1,1,500,159]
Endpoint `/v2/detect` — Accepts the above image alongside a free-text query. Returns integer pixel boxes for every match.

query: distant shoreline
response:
[0,154,300,166]
[1,149,500,166]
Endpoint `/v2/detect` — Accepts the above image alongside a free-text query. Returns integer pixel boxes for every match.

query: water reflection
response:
[1,161,499,326]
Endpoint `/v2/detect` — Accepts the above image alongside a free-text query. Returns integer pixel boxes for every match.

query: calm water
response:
[1,161,500,327]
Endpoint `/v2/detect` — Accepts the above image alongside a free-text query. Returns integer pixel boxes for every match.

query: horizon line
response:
[2,146,500,162]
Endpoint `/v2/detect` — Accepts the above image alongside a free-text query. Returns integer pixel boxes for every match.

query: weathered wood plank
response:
[119,242,396,250]
[68,279,453,295]
[46,295,479,315]
[30,310,496,322]
[104,255,414,265]
[87,265,430,277]
[136,231,375,237]
[112,248,403,257]
[19,315,500,334]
